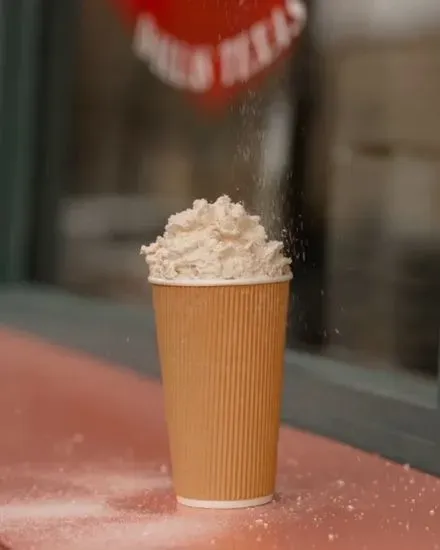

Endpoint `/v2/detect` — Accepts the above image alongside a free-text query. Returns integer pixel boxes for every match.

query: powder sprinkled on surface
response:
[140,195,291,280]
[0,464,230,550]
[49,517,227,550]
[0,499,111,525]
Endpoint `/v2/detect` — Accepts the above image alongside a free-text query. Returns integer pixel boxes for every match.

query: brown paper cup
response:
[150,275,291,509]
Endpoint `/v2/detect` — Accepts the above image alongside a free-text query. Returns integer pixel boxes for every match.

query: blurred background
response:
[1,0,440,383]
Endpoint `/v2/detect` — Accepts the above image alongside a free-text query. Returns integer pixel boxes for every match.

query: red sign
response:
[112,0,307,107]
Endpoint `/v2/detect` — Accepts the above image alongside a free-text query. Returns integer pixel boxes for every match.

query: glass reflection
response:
[59,0,440,381]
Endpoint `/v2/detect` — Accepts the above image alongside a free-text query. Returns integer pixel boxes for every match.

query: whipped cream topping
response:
[140,195,291,280]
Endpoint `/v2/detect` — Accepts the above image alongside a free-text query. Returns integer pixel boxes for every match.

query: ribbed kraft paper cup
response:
[150,274,292,509]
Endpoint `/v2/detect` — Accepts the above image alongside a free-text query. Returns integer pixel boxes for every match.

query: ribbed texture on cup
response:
[152,280,290,503]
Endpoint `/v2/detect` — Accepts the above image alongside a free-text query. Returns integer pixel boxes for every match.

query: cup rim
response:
[148,273,292,287]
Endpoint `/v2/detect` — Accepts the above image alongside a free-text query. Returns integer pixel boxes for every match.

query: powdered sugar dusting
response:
[48,517,226,550]
[1,463,228,550]
[66,470,171,496]
[0,499,111,524]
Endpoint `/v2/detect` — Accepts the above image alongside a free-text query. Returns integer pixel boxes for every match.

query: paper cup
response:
[150,274,292,509]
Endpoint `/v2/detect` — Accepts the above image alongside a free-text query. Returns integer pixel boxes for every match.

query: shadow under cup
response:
[150,275,292,509]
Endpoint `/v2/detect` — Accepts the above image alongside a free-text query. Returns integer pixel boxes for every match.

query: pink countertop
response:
[1,328,440,550]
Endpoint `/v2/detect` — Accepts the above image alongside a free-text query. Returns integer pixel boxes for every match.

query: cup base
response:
[177,494,273,509]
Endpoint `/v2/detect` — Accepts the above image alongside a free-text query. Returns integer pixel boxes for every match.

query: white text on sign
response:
[132,0,307,93]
